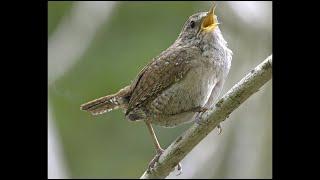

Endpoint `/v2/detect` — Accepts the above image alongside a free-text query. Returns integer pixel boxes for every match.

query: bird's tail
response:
[80,85,131,115]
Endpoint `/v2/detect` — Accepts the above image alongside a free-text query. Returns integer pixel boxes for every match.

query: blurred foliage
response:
[48,2,73,36]
[48,1,271,178]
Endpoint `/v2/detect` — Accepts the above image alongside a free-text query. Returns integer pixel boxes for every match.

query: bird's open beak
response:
[201,3,219,32]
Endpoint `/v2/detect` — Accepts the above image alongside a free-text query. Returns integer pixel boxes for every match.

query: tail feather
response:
[80,85,131,115]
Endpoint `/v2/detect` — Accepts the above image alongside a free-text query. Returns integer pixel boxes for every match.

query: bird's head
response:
[176,3,221,46]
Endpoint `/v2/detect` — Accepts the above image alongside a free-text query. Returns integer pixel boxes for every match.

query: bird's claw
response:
[147,149,164,173]
[195,112,204,124]
[176,162,182,176]
[194,106,210,125]
[147,149,183,176]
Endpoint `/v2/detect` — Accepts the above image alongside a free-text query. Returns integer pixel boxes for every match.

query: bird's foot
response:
[147,149,183,175]
[176,162,182,176]
[194,107,223,135]
[195,112,204,125]
[194,106,209,124]
[148,148,164,173]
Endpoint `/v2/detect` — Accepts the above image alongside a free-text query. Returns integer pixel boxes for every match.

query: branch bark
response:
[140,55,272,179]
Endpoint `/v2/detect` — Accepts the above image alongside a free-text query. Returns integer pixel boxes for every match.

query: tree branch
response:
[140,55,272,179]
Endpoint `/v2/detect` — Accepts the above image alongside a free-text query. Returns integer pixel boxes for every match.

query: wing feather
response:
[126,46,201,114]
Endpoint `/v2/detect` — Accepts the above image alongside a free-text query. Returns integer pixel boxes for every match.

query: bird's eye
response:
[190,21,195,28]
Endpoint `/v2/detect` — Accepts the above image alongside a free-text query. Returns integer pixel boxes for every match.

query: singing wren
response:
[80,3,232,173]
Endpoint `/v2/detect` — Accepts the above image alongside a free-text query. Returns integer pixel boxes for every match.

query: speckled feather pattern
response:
[81,11,232,127]
[126,28,232,127]
[126,46,200,115]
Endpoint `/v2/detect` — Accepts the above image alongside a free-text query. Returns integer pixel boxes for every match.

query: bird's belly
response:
[149,63,217,127]
[178,64,217,108]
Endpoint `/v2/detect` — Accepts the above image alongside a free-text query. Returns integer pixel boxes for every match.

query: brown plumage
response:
[80,3,232,172]
[126,47,200,120]
[80,46,199,119]
[80,85,131,115]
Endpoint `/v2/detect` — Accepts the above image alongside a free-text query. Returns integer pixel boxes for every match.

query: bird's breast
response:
[148,58,222,127]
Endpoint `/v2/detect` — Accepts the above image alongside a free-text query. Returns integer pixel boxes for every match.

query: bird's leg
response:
[145,121,182,174]
[145,120,163,154]
[145,121,164,172]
